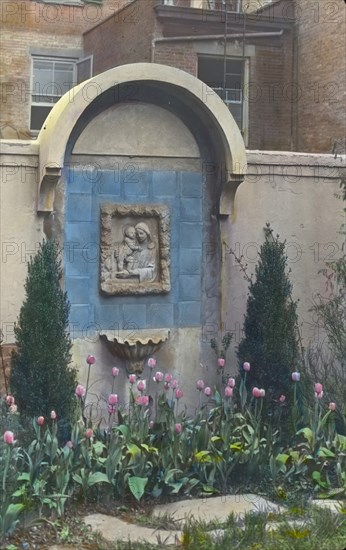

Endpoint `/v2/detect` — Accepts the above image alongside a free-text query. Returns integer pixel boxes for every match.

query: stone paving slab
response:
[152,494,285,525]
[311,499,346,514]
[83,513,180,546]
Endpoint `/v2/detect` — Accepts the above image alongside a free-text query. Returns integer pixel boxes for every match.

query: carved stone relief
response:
[100,204,170,295]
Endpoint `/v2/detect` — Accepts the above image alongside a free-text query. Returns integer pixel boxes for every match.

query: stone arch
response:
[37,63,246,214]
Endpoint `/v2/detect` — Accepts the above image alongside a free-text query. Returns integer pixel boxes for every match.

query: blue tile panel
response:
[64,169,203,333]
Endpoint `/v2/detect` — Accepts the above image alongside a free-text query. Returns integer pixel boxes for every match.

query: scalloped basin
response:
[99,329,170,374]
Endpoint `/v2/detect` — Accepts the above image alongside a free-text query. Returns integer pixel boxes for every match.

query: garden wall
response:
[1,140,344,414]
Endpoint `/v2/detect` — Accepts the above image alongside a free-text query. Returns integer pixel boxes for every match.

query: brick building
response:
[1,0,345,151]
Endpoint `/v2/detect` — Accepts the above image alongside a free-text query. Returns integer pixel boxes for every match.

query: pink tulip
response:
[137,380,146,392]
[148,357,156,368]
[252,387,261,398]
[108,394,118,405]
[315,391,324,399]
[279,395,286,403]
[108,404,116,414]
[164,382,170,391]
[85,428,93,439]
[227,378,235,388]
[292,372,300,382]
[174,423,182,434]
[243,362,250,372]
[171,379,178,389]
[128,374,136,384]
[153,371,164,383]
[315,383,323,394]
[86,354,96,365]
[37,416,45,426]
[329,402,336,411]
[218,358,225,368]
[204,387,212,397]
[165,373,173,383]
[225,386,233,398]
[65,440,73,449]
[75,384,86,398]
[5,395,15,406]
[112,367,119,377]
[50,410,57,420]
[196,379,205,391]
[3,430,15,445]
[259,389,265,398]
[136,395,149,406]
[175,388,183,399]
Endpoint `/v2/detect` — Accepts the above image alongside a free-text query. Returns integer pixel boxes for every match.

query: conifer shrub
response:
[237,224,301,401]
[10,240,77,436]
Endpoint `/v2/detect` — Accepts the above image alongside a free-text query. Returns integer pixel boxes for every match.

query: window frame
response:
[197,54,249,145]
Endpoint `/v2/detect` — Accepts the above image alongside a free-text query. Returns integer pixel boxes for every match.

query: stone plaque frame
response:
[100,203,170,295]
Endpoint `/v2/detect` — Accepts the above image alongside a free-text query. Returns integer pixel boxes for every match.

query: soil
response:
[1,498,151,550]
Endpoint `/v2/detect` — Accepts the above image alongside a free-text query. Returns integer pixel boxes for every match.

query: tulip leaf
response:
[128,476,148,501]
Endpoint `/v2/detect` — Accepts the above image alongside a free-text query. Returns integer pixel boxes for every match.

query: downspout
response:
[151,30,284,62]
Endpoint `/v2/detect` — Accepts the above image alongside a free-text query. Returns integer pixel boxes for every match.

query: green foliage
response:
[10,240,77,433]
[237,224,301,400]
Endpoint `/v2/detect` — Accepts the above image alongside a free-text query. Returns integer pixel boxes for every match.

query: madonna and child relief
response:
[100,204,171,295]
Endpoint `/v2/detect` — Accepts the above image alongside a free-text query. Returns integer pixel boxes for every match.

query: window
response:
[30,56,92,132]
[198,56,247,139]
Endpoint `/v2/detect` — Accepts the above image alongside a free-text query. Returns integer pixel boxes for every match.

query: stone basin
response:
[99,329,170,374]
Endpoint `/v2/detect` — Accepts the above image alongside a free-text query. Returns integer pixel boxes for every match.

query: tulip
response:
[75,384,86,398]
[137,380,146,392]
[3,430,15,445]
[50,410,57,420]
[329,402,336,411]
[204,387,212,397]
[153,371,164,383]
[218,358,225,368]
[85,428,93,439]
[149,420,154,429]
[136,395,149,406]
[5,395,15,406]
[112,367,119,377]
[243,362,250,372]
[196,379,205,391]
[315,391,324,399]
[175,388,183,399]
[291,372,300,382]
[279,395,286,403]
[108,404,116,414]
[37,416,45,426]
[259,389,265,398]
[128,374,136,384]
[108,394,118,405]
[252,387,261,398]
[315,383,323,394]
[227,378,235,388]
[174,423,182,434]
[225,386,233,398]
[171,379,178,389]
[9,404,17,414]
[65,440,73,449]
[148,357,156,368]
[86,354,96,365]
[165,373,173,383]
[164,382,170,391]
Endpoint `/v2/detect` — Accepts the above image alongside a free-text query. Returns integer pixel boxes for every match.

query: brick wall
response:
[0,0,128,136]
[295,0,346,153]
[248,33,294,150]
[154,43,197,76]
[83,0,159,74]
